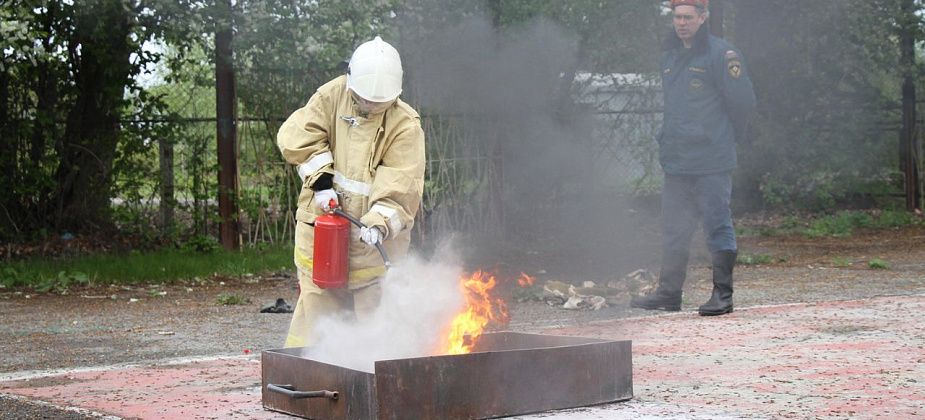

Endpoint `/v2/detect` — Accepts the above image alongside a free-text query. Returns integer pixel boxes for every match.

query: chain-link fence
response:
[115,74,663,249]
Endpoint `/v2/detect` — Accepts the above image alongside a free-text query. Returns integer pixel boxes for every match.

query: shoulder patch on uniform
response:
[727,59,742,79]
[725,50,739,60]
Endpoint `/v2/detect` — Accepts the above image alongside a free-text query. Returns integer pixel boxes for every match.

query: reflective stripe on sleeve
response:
[333,171,372,196]
[371,203,403,233]
[297,151,334,182]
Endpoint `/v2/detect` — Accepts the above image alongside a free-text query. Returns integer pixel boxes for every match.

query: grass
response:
[216,293,251,305]
[0,244,292,291]
[831,257,852,268]
[868,258,890,270]
[737,253,776,265]
[804,211,873,238]
[735,226,779,238]
[739,210,924,238]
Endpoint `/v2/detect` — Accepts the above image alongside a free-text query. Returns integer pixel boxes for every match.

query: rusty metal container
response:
[261,331,632,419]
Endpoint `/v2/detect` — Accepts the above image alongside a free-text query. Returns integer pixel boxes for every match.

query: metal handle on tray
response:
[267,383,339,400]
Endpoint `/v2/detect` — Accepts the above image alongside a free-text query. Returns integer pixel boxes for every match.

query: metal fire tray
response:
[262,331,632,419]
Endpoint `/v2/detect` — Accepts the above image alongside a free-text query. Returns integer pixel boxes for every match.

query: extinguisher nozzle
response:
[375,243,392,269]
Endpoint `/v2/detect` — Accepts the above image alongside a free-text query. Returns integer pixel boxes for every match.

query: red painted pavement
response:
[0,357,276,419]
[2,295,924,418]
[548,294,925,418]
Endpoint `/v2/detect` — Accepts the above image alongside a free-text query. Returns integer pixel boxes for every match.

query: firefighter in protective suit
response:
[277,36,425,347]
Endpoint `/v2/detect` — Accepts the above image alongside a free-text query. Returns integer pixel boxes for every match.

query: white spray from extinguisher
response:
[301,240,466,372]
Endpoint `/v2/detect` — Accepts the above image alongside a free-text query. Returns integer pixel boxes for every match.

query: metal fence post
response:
[900,0,921,211]
[216,0,239,249]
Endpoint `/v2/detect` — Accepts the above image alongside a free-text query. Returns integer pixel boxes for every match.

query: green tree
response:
[231,0,399,119]
[733,0,917,210]
[0,0,200,240]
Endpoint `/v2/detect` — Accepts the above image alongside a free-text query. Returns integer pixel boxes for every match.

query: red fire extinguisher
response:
[312,199,391,289]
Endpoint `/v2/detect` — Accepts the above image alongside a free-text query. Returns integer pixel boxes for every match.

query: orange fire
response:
[443,271,510,355]
[517,272,535,287]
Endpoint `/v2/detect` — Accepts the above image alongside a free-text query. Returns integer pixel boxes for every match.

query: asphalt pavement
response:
[2,293,923,419]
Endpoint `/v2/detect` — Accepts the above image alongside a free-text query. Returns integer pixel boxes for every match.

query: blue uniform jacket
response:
[658,26,756,175]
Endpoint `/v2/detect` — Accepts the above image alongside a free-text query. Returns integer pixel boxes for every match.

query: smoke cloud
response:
[301,244,465,372]
[406,17,577,116]
[405,16,586,195]
[401,12,662,279]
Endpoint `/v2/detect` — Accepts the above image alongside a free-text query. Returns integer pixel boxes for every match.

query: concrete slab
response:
[2,294,924,419]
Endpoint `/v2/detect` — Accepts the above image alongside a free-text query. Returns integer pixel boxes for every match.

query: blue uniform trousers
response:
[661,172,737,267]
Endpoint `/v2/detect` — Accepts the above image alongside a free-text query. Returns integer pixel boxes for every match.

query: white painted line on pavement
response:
[0,353,257,382]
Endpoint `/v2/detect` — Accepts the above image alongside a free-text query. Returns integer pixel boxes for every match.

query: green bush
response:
[804,211,873,237]
[34,271,92,294]
[871,210,923,229]
[800,210,923,238]
[746,210,923,239]
[181,234,221,253]
[780,215,802,230]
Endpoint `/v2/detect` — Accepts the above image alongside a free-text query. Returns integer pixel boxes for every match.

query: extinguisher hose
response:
[332,208,392,269]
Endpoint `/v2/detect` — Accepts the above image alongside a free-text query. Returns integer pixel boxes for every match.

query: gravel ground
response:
[1,225,923,418]
[0,274,298,374]
[0,393,117,420]
[511,225,925,331]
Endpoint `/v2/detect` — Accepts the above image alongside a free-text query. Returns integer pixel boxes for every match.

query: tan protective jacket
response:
[277,75,425,287]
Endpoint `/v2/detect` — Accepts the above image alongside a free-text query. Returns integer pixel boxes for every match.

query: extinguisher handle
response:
[332,208,392,269]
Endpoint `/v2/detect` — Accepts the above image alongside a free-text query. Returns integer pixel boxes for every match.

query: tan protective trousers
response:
[284,222,383,348]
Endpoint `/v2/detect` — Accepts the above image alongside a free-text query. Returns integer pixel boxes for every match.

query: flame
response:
[517,272,535,287]
[443,271,509,355]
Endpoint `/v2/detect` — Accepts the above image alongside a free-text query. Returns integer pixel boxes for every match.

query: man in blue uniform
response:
[631,0,756,316]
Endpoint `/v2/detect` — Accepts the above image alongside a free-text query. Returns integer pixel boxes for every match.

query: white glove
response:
[359,226,384,245]
[313,189,338,211]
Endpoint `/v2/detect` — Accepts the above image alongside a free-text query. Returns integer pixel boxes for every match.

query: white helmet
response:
[347,36,403,103]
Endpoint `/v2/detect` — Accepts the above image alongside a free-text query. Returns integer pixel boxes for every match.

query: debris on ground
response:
[515,269,656,311]
[611,268,657,296]
[260,298,293,313]
[562,294,607,310]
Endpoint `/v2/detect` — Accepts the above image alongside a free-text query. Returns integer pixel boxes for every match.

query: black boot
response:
[698,250,737,316]
[629,288,682,311]
[630,251,688,311]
